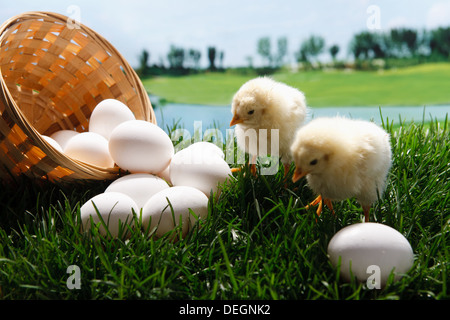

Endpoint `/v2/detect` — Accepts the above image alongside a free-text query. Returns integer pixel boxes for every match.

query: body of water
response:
[153,103,449,136]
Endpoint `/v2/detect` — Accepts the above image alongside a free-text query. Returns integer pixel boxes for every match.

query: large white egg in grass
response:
[49,130,79,150]
[64,132,114,168]
[41,135,63,153]
[109,120,174,174]
[327,223,414,288]
[105,173,169,209]
[169,148,232,196]
[80,192,139,238]
[88,99,136,139]
[141,186,209,239]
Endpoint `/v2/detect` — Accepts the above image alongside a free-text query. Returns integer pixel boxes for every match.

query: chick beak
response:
[230,114,244,126]
[292,167,307,183]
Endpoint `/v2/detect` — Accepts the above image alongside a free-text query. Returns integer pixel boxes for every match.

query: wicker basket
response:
[0,11,155,183]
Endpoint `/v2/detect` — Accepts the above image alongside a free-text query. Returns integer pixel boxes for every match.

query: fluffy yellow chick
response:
[290,117,392,222]
[230,77,308,175]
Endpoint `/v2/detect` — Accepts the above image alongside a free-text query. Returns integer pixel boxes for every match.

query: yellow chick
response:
[290,117,392,222]
[230,77,308,176]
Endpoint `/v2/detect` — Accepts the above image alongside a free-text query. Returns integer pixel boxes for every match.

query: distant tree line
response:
[136,45,224,77]
[289,26,450,70]
[349,27,450,69]
[136,26,450,77]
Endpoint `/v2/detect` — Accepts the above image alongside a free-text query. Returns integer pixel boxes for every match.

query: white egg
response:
[186,141,225,159]
[141,186,209,238]
[157,164,172,185]
[64,132,114,168]
[169,147,231,196]
[327,223,414,288]
[109,120,174,174]
[49,130,80,150]
[41,135,63,153]
[105,173,170,209]
[80,192,139,238]
[88,99,136,139]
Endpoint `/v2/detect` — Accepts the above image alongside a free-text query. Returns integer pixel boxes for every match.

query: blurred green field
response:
[142,63,450,107]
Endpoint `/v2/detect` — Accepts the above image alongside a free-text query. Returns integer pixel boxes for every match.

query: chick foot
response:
[305,195,335,217]
[305,195,323,216]
[324,198,336,216]
[250,163,257,176]
[230,161,257,176]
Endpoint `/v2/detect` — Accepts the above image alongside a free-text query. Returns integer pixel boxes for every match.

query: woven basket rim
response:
[0,11,155,182]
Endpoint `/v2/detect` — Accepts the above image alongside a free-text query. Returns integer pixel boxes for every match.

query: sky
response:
[1,0,450,68]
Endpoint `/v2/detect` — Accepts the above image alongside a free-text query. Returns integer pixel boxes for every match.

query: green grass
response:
[142,63,450,107]
[0,117,448,300]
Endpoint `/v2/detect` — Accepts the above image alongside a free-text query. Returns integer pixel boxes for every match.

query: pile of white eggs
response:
[42,99,232,239]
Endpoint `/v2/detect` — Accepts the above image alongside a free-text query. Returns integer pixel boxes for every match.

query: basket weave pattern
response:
[0,11,155,183]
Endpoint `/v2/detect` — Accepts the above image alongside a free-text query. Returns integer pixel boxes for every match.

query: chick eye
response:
[248,110,254,115]
[309,159,318,165]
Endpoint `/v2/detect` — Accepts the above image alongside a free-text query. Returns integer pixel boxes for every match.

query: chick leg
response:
[231,155,257,176]
[305,195,323,216]
[283,163,290,177]
[362,205,371,222]
[323,198,335,216]
[250,155,257,176]
[305,196,335,217]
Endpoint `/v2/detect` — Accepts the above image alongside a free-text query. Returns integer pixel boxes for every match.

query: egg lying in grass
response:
[105,173,170,208]
[141,186,209,238]
[327,223,414,288]
[109,120,174,174]
[169,144,231,196]
[64,132,114,168]
[88,99,136,139]
[80,192,139,238]
[49,130,79,150]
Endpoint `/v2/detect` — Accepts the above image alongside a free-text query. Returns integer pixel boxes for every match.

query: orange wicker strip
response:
[0,11,155,183]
